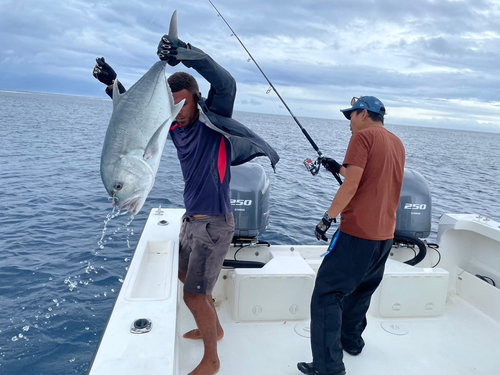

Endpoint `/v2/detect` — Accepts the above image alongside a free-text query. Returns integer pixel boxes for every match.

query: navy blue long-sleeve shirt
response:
[169,119,232,216]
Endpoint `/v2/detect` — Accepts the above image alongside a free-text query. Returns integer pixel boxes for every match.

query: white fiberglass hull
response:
[88,209,500,375]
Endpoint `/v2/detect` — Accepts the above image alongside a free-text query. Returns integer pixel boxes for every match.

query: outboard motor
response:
[229,165,432,266]
[230,163,270,241]
[396,169,432,238]
[394,168,433,266]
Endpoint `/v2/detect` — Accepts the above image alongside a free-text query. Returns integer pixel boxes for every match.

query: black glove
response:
[157,35,188,66]
[315,211,336,242]
[320,156,343,186]
[93,57,117,86]
[321,157,342,175]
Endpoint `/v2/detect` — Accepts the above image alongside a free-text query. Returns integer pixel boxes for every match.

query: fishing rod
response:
[208,1,342,185]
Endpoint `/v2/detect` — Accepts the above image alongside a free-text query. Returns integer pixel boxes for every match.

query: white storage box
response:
[377,259,449,318]
[227,252,315,322]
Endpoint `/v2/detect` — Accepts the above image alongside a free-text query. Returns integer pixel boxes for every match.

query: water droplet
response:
[64,278,78,291]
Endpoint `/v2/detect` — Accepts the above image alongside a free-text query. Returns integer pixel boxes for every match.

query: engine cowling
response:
[230,163,270,239]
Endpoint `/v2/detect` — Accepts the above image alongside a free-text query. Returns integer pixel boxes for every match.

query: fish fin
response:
[143,118,170,161]
[143,97,185,160]
[172,99,184,119]
[169,10,178,43]
[112,79,123,107]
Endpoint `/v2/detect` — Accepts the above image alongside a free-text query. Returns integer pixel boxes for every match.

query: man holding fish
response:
[93,16,279,375]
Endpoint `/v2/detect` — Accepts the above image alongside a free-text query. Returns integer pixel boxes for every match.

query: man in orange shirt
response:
[298,96,406,375]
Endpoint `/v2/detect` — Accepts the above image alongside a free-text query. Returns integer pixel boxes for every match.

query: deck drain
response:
[131,318,153,334]
[381,322,409,335]
[294,323,311,338]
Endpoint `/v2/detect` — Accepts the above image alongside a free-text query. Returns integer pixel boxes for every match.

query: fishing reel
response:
[303,157,321,176]
[304,157,343,185]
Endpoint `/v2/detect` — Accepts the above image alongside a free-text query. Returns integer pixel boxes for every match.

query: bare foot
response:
[183,329,224,341]
[188,358,220,375]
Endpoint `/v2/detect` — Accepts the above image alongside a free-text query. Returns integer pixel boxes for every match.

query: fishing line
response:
[208,1,343,185]
[146,0,166,29]
[207,1,325,159]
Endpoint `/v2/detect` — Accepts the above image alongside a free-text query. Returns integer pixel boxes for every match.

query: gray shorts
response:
[179,213,235,295]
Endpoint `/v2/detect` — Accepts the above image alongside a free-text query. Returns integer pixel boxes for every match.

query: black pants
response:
[310,231,393,374]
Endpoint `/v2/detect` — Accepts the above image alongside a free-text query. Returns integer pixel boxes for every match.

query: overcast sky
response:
[2,0,500,132]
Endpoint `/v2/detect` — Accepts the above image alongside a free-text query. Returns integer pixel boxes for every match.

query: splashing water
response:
[97,207,135,251]
[125,216,135,249]
[64,277,78,291]
[62,207,137,293]
[84,261,95,274]
[97,206,121,250]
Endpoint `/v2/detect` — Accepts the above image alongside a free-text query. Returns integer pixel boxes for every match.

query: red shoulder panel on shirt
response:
[218,137,227,184]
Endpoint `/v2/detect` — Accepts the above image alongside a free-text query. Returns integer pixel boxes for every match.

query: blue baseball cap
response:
[340,96,386,120]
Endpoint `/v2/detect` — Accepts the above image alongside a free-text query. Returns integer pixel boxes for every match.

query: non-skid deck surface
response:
[177,295,500,375]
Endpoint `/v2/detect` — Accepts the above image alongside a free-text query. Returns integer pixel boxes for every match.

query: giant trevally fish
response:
[100,60,183,216]
[100,11,183,217]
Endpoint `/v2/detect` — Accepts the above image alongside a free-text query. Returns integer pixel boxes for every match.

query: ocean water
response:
[0,90,499,374]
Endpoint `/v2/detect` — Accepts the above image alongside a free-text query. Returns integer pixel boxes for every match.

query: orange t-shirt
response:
[340,127,406,240]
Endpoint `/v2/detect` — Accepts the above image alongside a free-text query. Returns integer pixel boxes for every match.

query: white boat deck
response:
[88,210,500,375]
[177,290,500,375]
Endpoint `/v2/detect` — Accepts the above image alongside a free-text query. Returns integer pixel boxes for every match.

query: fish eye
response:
[114,183,123,191]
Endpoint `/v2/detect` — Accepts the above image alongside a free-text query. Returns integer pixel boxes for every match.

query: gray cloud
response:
[240,98,263,106]
[1,0,500,132]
